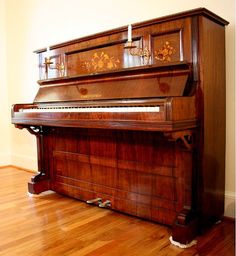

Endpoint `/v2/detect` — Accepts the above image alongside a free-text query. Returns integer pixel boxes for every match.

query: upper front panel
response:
[38,17,192,80]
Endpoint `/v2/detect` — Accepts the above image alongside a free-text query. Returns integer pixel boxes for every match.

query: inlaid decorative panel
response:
[83,52,120,72]
[152,30,183,63]
[66,39,142,76]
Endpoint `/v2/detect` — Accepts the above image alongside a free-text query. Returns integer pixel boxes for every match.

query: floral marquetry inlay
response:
[154,41,176,62]
[83,52,120,72]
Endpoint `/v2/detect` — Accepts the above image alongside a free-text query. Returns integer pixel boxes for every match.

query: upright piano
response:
[11,8,228,244]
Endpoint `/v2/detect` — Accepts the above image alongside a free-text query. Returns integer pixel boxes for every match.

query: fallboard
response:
[34,63,191,103]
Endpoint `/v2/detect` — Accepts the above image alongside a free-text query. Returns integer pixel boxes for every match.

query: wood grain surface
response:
[0,166,234,256]
[11,8,228,245]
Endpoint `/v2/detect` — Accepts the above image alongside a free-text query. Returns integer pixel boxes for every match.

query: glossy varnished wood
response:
[11,8,228,244]
[0,166,234,255]
[197,16,227,228]
[46,128,194,226]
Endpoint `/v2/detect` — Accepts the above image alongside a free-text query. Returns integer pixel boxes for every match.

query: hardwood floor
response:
[0,166,234,256]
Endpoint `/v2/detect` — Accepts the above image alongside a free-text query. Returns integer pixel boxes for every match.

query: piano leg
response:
[28,174,50,194]
[23,125,50,194]
[164,130,199,245]
[172,209,198,245]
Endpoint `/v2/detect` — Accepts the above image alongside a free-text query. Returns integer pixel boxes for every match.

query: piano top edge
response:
[34,8,228,53]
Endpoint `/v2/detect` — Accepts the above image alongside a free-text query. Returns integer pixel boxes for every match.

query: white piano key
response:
[20,106,160,113]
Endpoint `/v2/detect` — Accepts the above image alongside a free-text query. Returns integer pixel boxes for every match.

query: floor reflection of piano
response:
[11,8,228,245]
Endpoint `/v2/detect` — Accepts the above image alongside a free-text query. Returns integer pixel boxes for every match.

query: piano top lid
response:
[35,7,229,53]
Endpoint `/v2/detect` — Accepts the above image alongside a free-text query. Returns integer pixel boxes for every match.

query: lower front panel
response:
[45,127,193,226]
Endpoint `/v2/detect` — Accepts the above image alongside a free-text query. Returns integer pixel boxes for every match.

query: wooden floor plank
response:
[0,166,234,255]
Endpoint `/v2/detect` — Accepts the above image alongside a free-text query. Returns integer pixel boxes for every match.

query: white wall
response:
[3,0,235,217]
[0,0,11,165]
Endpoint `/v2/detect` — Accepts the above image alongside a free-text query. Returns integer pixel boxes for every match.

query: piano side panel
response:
[46,127,193,225]
[197,16,226,225]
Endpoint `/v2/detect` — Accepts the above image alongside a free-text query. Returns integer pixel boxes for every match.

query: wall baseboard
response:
[0,152,11,166]
[0,164,36,173]
[224,191,235,218]
[10,153,37,172]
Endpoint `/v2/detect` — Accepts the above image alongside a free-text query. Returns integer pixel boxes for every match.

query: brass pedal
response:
[86,198,102,204]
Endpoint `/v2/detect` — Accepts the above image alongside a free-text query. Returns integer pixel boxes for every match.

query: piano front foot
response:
[28,172,50,194]
[172,208,198,245]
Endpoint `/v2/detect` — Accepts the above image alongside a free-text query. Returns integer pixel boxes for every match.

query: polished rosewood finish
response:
[11,8,228,245]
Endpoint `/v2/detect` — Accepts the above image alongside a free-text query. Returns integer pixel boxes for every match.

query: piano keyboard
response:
[20,106,160,113]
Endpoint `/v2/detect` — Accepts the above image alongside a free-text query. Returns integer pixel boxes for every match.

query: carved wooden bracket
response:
[15,125,43,136]
[15,125,50,194]
[164,130,195,150]
[26,126,43,136]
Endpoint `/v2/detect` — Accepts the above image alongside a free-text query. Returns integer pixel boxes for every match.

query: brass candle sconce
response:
[124,25,151,64]
[44,56,65,78]
[124,41,151,64]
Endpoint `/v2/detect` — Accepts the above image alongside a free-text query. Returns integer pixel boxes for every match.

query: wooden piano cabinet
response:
[29,128,195,226]
[23,125,198,244]
[11,8,228,245]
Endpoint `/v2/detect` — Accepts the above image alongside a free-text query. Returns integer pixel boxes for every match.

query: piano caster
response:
[98,200,111,208]
[86,198,102,204]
